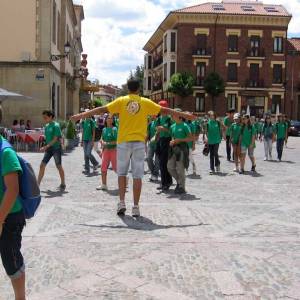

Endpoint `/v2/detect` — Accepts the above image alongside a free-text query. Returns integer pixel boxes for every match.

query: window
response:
[148,76,152,90]
[250,36,260,56]
[170,62,176,78]
[171,32,176,52]
[164,63,167,82]
[57,85,60,116]
[228,35,238,52]
[273,64,283,84]
[271,95,281,114]
[196,63,206,86]
[241,5,255,12]
[57,11,61,51]
[227,63,238,82]
[274,37,283,53]
[195,94,205,112]
[197,34,207,54]
[227,94,237,110]
[250,63,259,81]
[148,56,152,69]
[164,34,168,53]
[52,1,57,44]
[265,6,278,13]
[212,4,225,11]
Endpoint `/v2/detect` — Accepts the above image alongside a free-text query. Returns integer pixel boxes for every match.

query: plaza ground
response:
[0,138,300,300]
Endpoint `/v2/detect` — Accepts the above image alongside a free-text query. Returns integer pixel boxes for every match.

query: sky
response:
[73,0,300,87]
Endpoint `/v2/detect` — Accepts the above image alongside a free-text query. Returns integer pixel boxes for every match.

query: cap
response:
[233,113,241,120]
[159,100,169,108]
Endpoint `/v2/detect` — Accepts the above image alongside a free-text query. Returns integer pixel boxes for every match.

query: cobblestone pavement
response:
[1,138,300,300]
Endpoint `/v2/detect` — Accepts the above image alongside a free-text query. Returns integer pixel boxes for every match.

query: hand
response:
[40,146,47,152]
[70,114,82,122]
[170,140,176,147]
[156,126,164,133]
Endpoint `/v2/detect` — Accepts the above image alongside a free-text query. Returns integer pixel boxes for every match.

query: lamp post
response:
[50,42,71,61]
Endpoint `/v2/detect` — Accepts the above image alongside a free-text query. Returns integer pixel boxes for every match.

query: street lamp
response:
[50,42,71,61]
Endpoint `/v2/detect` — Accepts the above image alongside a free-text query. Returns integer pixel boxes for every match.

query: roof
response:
[288,38,300,51]
[175,1,291,17]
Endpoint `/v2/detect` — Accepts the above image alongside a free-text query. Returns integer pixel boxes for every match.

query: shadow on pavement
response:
[167,193,201,201]
[79,216,209,231]
[187,174,201,179]
[106,189,119,196]
[42,189,69,198]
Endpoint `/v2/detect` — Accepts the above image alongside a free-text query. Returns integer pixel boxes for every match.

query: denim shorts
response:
[241,146,254,157]
[42,146,62,166]
[0,211,26,278]
[117,142,145,179]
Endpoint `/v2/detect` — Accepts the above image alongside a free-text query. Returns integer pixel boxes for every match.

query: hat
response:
[159,100,169,108]
[233,113,241,120]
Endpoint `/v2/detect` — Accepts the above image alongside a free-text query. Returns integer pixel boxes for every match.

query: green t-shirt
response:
[171,122,191,145]
[102,127,118,149]
[187,122,196,149]
[275,122,287,139]
[230,123,242,145]
[224,116,233,137]
[0,143,23,214]
[148,120,157,147]
[192,119,201,135]
[207,119,222,145]
[45,121,62,149]
[241,125,254,148]
[262,124,274,139]
[82,119,96,141]
[157,116,172,138]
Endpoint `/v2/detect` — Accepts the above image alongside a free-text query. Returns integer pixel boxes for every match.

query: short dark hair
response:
[127,79,140,93]
[42,110,55,118]
[228,108,235,113]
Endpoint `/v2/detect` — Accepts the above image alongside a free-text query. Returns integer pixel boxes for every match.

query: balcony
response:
[272,78,283,85]
[246,48,266,59]
[196,77,205,87]
[153,56,163,68]
[245,79,265,88]
[192,48,212,57]
[153,81,162,91]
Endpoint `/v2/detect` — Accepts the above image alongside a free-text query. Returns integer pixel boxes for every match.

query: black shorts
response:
[42,146,62,166]
[0,211,26,277]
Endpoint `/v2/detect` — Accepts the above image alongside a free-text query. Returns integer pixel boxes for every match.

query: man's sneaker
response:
[117,202,126,215]
[264,157,268,161]
[132,206,140,217]
[162,185,171,192]
[233,168,239,173]
[157,185,163,190]
[96,184,108,191]
[82,170,90,175]
[150,175,158,182]
[174,184,180,193]
[216,165,220,172]
[59,184,66,191]
[209,170,215,175]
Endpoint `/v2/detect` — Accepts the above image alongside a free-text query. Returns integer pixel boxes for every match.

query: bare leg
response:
[11,272,26,300]
[133,178,142,206]
[250,156,256,167]
[102,172,107,185]
[57,165,65,185]
[240,154,246,171]
[118,176,126,203]
[37,163,46,186]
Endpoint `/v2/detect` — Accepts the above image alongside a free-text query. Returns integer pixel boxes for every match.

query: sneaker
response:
[175,187,186,195]
[269,154,273,160]
[264,157,268,161]
[93,164,100,171]
[59,184,66,191]
[157,186,163,190]
[150,175,158,182]
[96,184,108,191]
[174,184,180,193]
[209,170,215,175]
[251,165,256,172]
[216,165,220,172]
[132,206,140,217]
[239,169,245,174]
[82,170,90,175]
[117,202,126,215]
[162,185,171,192]
[233,168,239,173]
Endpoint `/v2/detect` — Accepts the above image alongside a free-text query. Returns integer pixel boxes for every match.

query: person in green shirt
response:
[167,110,193,194]
[147,115,159,182]
[230,113,242,172]
[0,137,26,300]
[97,114,118,191]
[38,110,66,190]
[203,111,222,174]
[259,115,275,161]
[81,115,100,174]
[223,109,235,161]
[284,114,291,147]
[275,114,288,161]
[240,115,256,174]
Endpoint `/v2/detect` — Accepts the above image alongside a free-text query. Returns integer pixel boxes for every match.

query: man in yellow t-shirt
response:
[71,79,196,217]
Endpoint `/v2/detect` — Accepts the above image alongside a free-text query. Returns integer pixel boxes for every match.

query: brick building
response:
[143,1,293,118]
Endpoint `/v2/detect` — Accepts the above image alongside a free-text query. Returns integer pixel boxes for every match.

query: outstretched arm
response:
[71,106,109,122]
[160,107,197,121]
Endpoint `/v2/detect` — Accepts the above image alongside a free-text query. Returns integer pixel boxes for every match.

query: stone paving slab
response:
[0,138,300,299]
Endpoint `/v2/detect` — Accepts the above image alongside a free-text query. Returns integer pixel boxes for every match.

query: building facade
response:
[143,1,292,117]
[94,84,121,102]
[0,0,84,127]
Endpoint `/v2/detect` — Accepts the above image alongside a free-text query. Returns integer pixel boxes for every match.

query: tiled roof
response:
[174,1,291,17]
[288,38,300,51]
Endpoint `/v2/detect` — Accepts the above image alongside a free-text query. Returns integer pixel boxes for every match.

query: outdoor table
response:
[16,131,45,151]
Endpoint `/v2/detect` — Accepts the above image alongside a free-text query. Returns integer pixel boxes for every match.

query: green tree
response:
[168,72,195,107]
[93,98,103,108]
[119,65,145,96]
[203,72,225,111]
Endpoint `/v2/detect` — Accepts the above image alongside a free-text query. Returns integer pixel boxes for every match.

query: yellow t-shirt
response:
[107,94,161,144]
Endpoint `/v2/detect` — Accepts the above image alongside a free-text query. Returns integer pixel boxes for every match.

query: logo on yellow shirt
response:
[126,101,140,115]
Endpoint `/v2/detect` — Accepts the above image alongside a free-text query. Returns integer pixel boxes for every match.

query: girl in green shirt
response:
[240,115,256,174]
[230,113,242,172]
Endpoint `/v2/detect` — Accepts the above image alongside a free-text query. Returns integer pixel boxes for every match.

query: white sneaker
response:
[96,184,108,191]
[150,175,158,182]
[117,202,126,215]
[132,206,140,217]
[264,157,268,161]
[233,168,239,172]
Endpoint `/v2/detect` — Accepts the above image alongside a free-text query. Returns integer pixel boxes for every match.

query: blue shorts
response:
[117,142,145,179]
[42,146,62,166]
[0,211,26,278]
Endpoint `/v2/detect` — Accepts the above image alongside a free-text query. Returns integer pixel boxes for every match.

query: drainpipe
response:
[213,14,219,72]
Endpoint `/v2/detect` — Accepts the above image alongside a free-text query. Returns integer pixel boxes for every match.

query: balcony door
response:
[250,36,260,56]
[197,34,207,54]
[250,63,259,86]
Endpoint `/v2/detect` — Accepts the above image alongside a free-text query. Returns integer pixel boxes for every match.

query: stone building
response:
[143,0,292,117]
[0,0,84,127]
